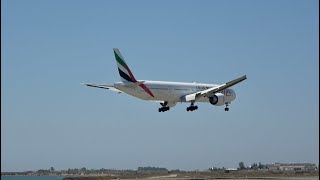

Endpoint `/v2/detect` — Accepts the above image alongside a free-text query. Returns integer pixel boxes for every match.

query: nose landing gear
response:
[225,103,229,111]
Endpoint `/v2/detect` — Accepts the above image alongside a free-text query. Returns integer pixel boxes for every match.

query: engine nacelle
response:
[209,93,225,106]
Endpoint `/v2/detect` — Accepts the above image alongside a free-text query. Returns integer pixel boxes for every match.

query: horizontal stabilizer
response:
[84,83,123,93]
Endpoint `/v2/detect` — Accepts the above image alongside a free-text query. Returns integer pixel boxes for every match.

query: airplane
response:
[85,48,247,112]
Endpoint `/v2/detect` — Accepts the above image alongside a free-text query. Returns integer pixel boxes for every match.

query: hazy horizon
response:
[1,0,319,172]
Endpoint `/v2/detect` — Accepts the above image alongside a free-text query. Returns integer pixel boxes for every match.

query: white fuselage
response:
[114,80,236,105]
[86,48,246,111]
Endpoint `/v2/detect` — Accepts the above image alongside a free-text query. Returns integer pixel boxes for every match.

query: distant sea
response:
[1,176,63,180]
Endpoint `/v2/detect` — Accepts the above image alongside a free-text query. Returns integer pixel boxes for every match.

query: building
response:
[268,163,317,171]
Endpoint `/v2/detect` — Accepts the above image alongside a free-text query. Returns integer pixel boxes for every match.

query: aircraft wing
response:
[84,83,123,93]
[183,75,247,102]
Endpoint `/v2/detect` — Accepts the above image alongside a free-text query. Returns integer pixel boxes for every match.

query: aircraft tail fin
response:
[113,48,137,82]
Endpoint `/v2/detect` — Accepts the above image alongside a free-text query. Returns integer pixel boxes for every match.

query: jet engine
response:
[209,93,225,106]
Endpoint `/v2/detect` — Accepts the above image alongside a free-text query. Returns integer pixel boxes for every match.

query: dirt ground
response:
[63,170,319,180]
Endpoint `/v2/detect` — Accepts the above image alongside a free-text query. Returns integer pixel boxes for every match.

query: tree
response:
[239,162,246,170]
[50,167,55,172]
[81,167,87,172]
[251,163,258,170]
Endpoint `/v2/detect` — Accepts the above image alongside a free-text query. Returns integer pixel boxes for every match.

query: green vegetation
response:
[137,166,168,172]
[1,163,318,179]
[238,161,245,170]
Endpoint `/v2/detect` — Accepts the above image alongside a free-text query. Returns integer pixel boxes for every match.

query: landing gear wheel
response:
[158,106,170,112]
[186,103,198,112]
[224,103,230,112]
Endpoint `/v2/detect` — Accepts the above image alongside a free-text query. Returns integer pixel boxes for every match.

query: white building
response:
[268,163,317,171]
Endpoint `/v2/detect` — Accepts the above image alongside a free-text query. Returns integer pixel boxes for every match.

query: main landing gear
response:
[186,102,198,112]
[158,102,170,112]
[158,106,170,112]
[225,103,229,111]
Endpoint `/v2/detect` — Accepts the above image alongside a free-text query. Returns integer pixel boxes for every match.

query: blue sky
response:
[1,0,319,172]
